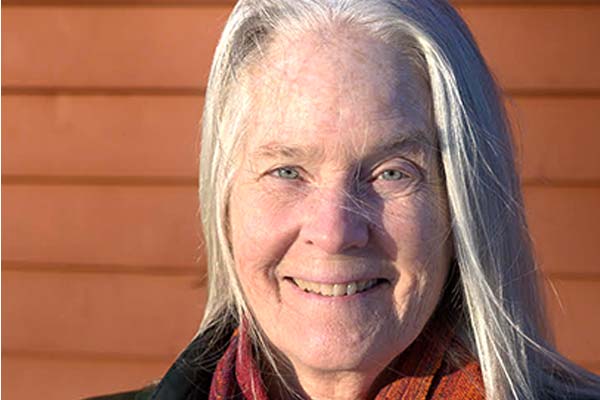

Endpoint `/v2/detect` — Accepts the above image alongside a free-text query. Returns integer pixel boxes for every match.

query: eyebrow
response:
[252,142,315,161]
[364,132,435,161]
[250,129,436,164]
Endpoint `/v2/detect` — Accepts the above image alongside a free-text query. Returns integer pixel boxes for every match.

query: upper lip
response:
[285,276,387,285]
[277,257,394,285]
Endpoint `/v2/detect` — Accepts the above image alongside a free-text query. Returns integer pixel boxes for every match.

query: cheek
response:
[379,190,451,312]
[229,183,303,284]
[377,188,451,264]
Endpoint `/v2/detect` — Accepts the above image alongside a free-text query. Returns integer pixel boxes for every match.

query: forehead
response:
[243,28,434,158]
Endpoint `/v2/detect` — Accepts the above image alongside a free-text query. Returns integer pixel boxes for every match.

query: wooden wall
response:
[3,1,600,398]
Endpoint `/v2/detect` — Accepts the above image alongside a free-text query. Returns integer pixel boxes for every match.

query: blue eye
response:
[378,169,407,181]
[272,167,300,180]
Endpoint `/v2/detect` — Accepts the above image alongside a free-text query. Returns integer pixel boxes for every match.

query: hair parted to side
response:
[197,0,600,398]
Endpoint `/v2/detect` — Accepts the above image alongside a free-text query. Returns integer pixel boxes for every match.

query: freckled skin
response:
[229,28,453,400]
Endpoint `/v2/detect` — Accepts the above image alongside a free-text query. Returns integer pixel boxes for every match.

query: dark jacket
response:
[86,324,234,400]
[85,385,156,400]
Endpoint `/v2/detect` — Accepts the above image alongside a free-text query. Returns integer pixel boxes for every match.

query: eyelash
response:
[374,168,409,181]
[267,164,417,183]
[270,166,302,180]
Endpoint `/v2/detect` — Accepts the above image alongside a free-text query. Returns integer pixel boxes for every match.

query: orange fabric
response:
[373,325,485,399]
[210,319,485,399]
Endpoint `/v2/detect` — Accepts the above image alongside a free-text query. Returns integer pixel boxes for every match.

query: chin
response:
[282,327,403,375]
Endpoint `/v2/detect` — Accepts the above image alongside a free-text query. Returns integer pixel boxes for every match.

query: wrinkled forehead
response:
[241,27,435,158]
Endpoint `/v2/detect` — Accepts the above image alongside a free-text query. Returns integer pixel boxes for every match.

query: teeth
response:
[295,279,307,291]
[332,284,346,296]
[320,283,333,296]
[364,279,376,291]
[356,281,367,292]
[292,278,380,297]
[346,282,357,296]
[306,281,318,293]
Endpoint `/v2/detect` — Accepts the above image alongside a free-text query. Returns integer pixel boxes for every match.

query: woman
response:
[95,0,600,399]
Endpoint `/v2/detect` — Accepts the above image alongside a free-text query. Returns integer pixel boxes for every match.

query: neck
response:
[261,321,456,399]
[267,366,377,400]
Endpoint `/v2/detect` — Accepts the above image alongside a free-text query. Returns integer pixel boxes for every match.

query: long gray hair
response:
[197,0,600,398]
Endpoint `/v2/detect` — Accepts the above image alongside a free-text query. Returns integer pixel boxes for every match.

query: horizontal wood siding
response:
[460,6,600,91]
[3,185,204,268]
[2,185,599,275]
[2,355,168,400]
[546,279,600,363]
[3,2,599,399]
[2,95,204,178]
[511,97,600,183]
[524,187,600,276]
[2,6,230,89]
[3,6,600,90]
[2,269,598,361]
[2,270,205,356]
[4,95,600,181]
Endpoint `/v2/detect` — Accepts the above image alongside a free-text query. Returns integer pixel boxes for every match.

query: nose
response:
[300,188,370,254]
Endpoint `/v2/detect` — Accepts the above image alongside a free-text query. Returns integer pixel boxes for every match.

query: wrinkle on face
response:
[228,25,452,400]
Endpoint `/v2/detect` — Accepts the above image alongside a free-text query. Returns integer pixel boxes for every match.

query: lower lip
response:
[284,279,387,302]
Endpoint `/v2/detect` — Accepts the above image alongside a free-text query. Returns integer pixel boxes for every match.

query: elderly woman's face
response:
[229,30,452,388]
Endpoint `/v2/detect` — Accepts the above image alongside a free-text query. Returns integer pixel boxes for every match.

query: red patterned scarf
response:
[209,321,485,399]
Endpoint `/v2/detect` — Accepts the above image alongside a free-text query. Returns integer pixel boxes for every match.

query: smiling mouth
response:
[288,278,386,297]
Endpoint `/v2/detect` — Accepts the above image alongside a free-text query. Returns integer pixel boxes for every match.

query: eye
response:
[271,166,300,180]
[377,169,408,181]
[368,160,423,197]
